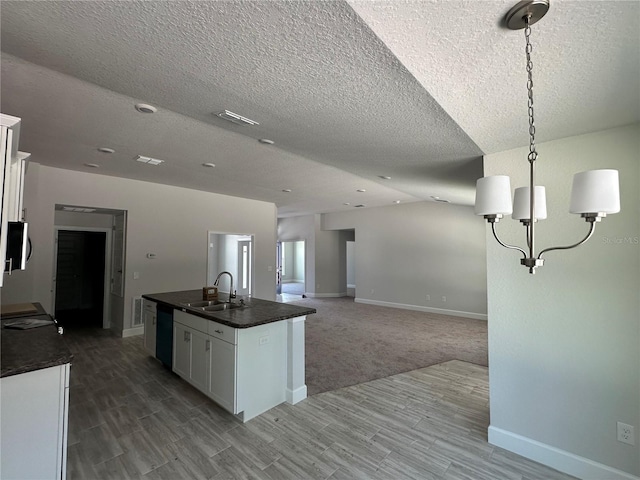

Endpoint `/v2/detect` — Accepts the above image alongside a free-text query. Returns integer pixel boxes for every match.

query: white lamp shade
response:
[569,169,620,214]
[512,186,547,220]
[475,175,513,216]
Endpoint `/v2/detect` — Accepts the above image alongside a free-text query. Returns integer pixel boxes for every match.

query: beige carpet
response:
[293,297,488,396]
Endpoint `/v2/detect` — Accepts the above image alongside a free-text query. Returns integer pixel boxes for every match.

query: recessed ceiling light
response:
[343,202,351,206]
[431,196,451,203]
[135,103,157,114]
[282,189,292,193]
[356,189,366,193]
[202,163,216,168]
[378,175,391,180]
[393,200,401,204]
[84,163,100,168]
[215,110,259,126]
[97,147,115,154]
[135,155,164,165]
[259,138,274,145]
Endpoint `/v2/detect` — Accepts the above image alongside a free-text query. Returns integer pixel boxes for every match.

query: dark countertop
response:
[142,290,316,329]
[1,305,73,378]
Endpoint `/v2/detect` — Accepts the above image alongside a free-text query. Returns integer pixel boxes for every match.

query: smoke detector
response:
[135,103,157,114]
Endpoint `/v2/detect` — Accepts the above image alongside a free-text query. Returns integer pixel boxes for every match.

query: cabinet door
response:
[173,322,191,380]
[189,329,210,392]
[143,310,157,356]
[1,364,70,480]
[208,337,237,413]
[0,126,11,284]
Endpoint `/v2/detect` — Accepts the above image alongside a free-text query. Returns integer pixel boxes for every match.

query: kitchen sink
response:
[202,303,245,312]
[181,300,222,308]
[181,300,246,312]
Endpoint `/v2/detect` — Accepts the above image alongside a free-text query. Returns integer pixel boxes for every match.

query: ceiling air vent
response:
[215,110,259,126]
[135,155,164,165]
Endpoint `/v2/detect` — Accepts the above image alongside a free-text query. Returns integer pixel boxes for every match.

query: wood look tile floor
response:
[64,329,575,480]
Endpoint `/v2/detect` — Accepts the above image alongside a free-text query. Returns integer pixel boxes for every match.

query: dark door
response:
[156,305,174,368]
[55,230,106,328]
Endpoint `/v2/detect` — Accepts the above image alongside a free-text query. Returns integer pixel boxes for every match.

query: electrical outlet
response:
[259,335,269,346]
[442,296,446,302]
[426,294,430,301]
[617,422,635,445]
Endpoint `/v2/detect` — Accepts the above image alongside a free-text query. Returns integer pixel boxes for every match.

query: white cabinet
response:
[1,364,71,480]
[173,321,191,379]
[171,309,290,422]
[208,335,237,413]
[143,300,157,356]
[190,328,211,392]
[1,114,30,286]
[173,310,215,393]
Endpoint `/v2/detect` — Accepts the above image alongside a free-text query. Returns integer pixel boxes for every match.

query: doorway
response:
[279,240,305,300]
[54,230,107,328]
[207,232,254,296]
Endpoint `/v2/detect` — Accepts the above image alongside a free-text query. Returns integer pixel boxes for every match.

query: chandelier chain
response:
[524,16,537,163]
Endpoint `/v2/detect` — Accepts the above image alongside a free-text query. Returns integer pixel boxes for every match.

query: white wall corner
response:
[489,426,640,480]
[121,326,144,338]
[286,386,308,405]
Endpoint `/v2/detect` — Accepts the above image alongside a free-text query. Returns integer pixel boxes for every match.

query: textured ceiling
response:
[349,0,640,154]
[1,1,638,217]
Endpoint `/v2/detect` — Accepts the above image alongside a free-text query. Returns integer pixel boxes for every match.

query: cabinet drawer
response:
[208,321,237,345]
[143,299,156,312]
[174,309,208,334]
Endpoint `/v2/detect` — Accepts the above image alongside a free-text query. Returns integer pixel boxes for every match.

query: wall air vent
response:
[215,110,259,126]
[132,296,143,326]
[62,206,96,213]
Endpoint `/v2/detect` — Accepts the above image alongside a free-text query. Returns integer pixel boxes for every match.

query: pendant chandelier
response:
[474,0,620,274]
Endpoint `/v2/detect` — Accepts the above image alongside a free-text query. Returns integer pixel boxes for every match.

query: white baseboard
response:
[286,385,307,405]
[304,292,347,298]
[122,326,144,338]
[354,298,487,321]
[489,426,639,480]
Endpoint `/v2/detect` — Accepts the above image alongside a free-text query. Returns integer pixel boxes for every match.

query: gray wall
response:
[2,164,277,335]
[281,241,304,283]
[278,214,352,297]
[322,201,488,317]
[346,241,356,286]
[54,210,114,229]
[484,124,640,477]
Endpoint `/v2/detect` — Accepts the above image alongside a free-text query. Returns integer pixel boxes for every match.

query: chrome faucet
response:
[213,271,236,301]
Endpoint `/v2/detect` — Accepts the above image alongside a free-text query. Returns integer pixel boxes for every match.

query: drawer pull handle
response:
[184,331,190,342]
[206,340,210,351]
[215,329,223,334]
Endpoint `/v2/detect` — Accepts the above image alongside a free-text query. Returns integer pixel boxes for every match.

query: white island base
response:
[172,309,307,422]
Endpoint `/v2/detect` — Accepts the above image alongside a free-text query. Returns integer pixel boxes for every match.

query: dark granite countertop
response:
[1,307,73,378]
[142,290,315,329]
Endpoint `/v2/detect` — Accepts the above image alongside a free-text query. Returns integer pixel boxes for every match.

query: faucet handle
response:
[230,290,237,299]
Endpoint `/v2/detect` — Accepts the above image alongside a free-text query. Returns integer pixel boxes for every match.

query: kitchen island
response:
[142,290,315,422]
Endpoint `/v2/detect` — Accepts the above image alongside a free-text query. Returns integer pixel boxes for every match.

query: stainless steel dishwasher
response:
[155,304,173,368]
